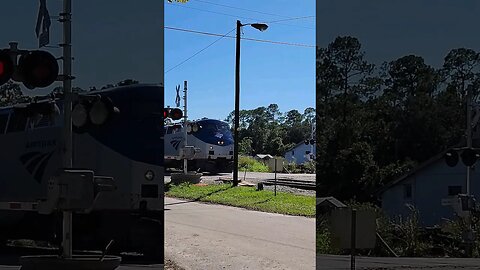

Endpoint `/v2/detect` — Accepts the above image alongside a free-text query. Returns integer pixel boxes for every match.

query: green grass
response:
[166,183,315,217]
[239,156,270,172]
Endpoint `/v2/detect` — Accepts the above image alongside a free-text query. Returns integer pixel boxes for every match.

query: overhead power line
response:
[167,3,315,30]
[165,26,315,48]
[189,0,295,19]
[265,16,315,24]
[165,27,236,74]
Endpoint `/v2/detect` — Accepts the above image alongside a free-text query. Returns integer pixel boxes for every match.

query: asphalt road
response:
[317,255,480,269]
[165,197,316,270]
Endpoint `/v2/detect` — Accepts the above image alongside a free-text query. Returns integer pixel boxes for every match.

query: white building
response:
[284,141,316,164]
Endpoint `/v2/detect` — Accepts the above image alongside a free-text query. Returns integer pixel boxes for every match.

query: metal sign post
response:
[350,208,357,270]
[274,158,277,196]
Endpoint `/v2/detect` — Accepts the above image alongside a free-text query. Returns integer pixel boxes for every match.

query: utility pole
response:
[233,20,241,187]
[183,80,188,174]
[61,0,73,258]
[232,20,267,186]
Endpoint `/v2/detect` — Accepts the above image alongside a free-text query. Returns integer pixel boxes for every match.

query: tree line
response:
[317,36,480,202]
[225,104,315,157]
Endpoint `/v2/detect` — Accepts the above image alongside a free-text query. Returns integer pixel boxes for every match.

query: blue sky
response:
[317,0,479,69]
[1,0,163,96]
[165,0,315,121]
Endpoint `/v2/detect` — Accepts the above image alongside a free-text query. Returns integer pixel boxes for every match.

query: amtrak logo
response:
[19,151,55,183]
[170,139,182,150]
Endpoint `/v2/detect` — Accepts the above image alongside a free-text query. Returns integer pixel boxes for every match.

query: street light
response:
[233,20,268,187]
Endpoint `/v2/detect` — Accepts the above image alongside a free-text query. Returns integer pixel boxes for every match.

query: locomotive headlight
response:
[192,124,199,132]
[89,100,109,125]
[145,170,155,181]
[72,103,88,128]
[209,146,213,150]
[89,97,119,126]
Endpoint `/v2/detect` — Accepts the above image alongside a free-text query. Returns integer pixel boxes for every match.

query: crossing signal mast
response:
[443,84,478,257]
[304,122,316,161]
[0,43,59,89]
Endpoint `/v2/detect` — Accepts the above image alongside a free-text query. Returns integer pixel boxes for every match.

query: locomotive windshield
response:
[193,119,233,145]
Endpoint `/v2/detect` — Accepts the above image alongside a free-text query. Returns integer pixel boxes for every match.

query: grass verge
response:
[166,183,315,217]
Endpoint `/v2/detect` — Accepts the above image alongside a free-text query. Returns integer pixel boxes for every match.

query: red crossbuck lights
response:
[0,50,14,86]
[164,107,183,120]
[0,48,59,89]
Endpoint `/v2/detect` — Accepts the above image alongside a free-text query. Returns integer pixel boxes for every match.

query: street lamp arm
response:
[238,21,269,32]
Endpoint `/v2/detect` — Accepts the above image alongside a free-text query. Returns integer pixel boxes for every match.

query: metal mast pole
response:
[183,81,188,174]
[467,85,472,195]
[61,0,73,258]
[233,20,241,187]
[463,84,475,258]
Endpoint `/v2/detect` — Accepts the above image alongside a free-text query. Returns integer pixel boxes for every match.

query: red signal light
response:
[163,108,183,120]
[0,50,14,86]
[18,50,59,89]
[170,108,183,120]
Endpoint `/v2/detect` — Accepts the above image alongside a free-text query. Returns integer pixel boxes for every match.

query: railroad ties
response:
[262,178,316,190]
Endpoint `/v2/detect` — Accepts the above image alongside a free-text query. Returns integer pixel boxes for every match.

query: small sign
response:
[175,85,181,107]
[329,208,377,249]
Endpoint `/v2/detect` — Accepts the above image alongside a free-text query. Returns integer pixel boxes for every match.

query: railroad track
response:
[261,178,316,190]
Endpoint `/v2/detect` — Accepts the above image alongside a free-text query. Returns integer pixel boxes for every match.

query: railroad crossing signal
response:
[0,50,14,85]
[0,47,59,89]
[462,148,480,167]
[164,107,183,120]
[304,139,315,145]
[445,149,459,167]
[445,148,480,167]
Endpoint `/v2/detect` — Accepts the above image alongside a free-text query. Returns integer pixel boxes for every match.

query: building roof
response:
[375,143,466,196]
[317,197,347,208]
[255,154,273,160]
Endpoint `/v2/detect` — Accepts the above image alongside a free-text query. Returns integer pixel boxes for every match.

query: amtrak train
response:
[0,84,164,259]
[164,119,234,173]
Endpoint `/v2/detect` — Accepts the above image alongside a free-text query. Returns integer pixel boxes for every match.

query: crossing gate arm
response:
[0,202,39,211]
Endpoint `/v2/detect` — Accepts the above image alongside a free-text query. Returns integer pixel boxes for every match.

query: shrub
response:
[284,160,316,174]
[239,156,270,172]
